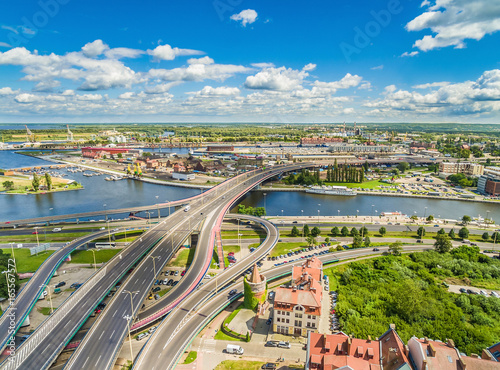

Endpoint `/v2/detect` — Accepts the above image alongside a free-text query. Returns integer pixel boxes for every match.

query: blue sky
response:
[0,0,500,123]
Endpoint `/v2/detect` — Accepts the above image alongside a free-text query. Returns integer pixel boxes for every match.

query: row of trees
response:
[236,204,266,217]
[32,172,53,191]
[325,159,364,183]
[283,169,322,186]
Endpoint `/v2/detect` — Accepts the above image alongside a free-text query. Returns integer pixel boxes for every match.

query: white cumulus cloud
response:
[147,44,203,61]
[406,0,500,51]
[230,9,258,27]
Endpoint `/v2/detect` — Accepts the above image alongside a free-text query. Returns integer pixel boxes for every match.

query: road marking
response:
[113,309,118,317]
[99,331,104,340]
[83,357,89,368]
[135,278,139,284]
[63,320,72,329]
[143,279,146,285]
[95,355,102,367]
[110,330,115,339]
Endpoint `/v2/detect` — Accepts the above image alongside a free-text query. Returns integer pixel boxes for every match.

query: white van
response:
[136,333,148,341]
[226,344,244,355]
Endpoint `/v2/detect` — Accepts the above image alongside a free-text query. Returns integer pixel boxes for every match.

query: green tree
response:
[458,227,469,240]
[462,215,471,225]
[291,226,300,237]
[2,180,14,190]
[448,229,456,239]
[363,236,371,248]
[331,226,339,237]
[117,153,123,159]
[350,227,359,237]
[379,226,386,237]
[492,232,500,243]
[252,207,266,217]
[410,215,418,222]
[311,226,321,237]
[352,235,363,248]
[434,234,452,253]
[359,226,369,237]
[44,172,52,190]
[417,226,426,239]
[482,232,490,241]
[306,235,316,246]
[388,241,403,255]
[437,228,446,235]
[397,162,410,173]
[341,226,349,237]
[32,173,40,191]
[303,224,310,237]
[325,237,330,243]
[426,215,434,222]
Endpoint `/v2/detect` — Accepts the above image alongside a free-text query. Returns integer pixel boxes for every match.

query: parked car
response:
[265,341,279,347]
[278,341,291,349]
[55,282,66,288]
[459,288,467,293]
[262,363,277,369]
[152,287,161,293]
[373,248,379,251]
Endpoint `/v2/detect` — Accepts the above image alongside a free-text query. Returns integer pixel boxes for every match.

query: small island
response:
[0,169,83,194]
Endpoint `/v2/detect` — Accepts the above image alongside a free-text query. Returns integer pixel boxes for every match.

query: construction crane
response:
[66,125,74,141]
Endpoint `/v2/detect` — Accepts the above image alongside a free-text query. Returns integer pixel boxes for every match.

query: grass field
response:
[214,360,265,370]
[0,232,90,243]
[170,247,219,268]
[322,179,385,189]
[37,306,56,315]
[270,242,308,257]
[69,249,121,264]
[183,351,197,365]
[221,230,266,240]
[2,248,55,273]
[158,288,171,297]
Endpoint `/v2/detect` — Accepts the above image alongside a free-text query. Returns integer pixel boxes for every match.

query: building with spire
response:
[243,264,267,310]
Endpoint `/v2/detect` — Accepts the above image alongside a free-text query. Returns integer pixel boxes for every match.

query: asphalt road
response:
[134,244,431,370]
[0,228,131,354]
[0,164,306,370]
[63,166,303,370]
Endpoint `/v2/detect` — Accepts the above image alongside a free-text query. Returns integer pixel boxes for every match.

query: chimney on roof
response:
[428,343,436,357]
[447,339,455,348]
[470,353,479,359]
[390,323,396,330]
[422,360,428,369]
[347,337,352,354]
[424,337,429,344]
[458,358,467,370]
[367,335,371,342]
[481,349,495,361]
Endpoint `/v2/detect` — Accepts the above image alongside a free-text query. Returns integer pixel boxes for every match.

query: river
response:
[0,151,499,222]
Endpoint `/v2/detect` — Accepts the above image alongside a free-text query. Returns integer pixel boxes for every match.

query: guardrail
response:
[2,267,107,370]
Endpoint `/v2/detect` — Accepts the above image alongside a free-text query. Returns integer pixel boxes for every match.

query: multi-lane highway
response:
[134,244,430,370]
[0,164,306,370]
[0,227,138,354]
[63,167,301,370]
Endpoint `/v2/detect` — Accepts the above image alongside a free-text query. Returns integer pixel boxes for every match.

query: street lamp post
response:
[281,209,284,220]
[156,195,160,221]
[34,226,40,255]
[90,249,100,271]
[122,289,139,363]
[263,193,267,214]
[103,203,107,221]
[107,220,111,243]
[318,204,321,224]
[371,205,374,221]
[424,207,428,220]
[356,210,359,219]
[150,255,160,278]
[39,283,54,314]
[9,243,16,273]
[486,210,490,228]
[165,200,171,216]
[337,209,340,219]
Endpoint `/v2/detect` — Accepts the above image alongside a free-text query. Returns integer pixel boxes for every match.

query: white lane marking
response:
[83,357,89,368]
[110,330,115,339]
[113,309,118,317]
[63,320,72,329]
[99,331,104,340]
[95,355,102,367]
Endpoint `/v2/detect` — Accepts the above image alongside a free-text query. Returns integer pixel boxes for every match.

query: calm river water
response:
[0,150,499,222]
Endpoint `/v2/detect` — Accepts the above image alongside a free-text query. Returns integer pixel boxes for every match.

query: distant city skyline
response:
[0,0,500,123]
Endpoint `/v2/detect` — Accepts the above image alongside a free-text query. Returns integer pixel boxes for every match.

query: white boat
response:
[105,177,112,181]
[306,185,357,196]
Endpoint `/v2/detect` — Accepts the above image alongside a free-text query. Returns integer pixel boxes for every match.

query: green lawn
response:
[170,247,219,268]
[37,306,56,315]
[322,179,385,189]
[223,245,240,266]
[270,242,308,257]
[158,288,171,297]
[69,249,121,264]
[2,248,55,273]
[221,230,266,240]
[215,360,264,370]
[0,232,90,243]
[183,351,197,364]
[214,329,245,342]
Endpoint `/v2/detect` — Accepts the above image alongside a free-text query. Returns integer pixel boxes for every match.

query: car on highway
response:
[373,248,379,251]
[52,228,62,232]
[277,341,291,349]
[228,289,237,296]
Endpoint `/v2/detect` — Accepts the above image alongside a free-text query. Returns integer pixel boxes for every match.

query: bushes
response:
[326,251,500,355]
